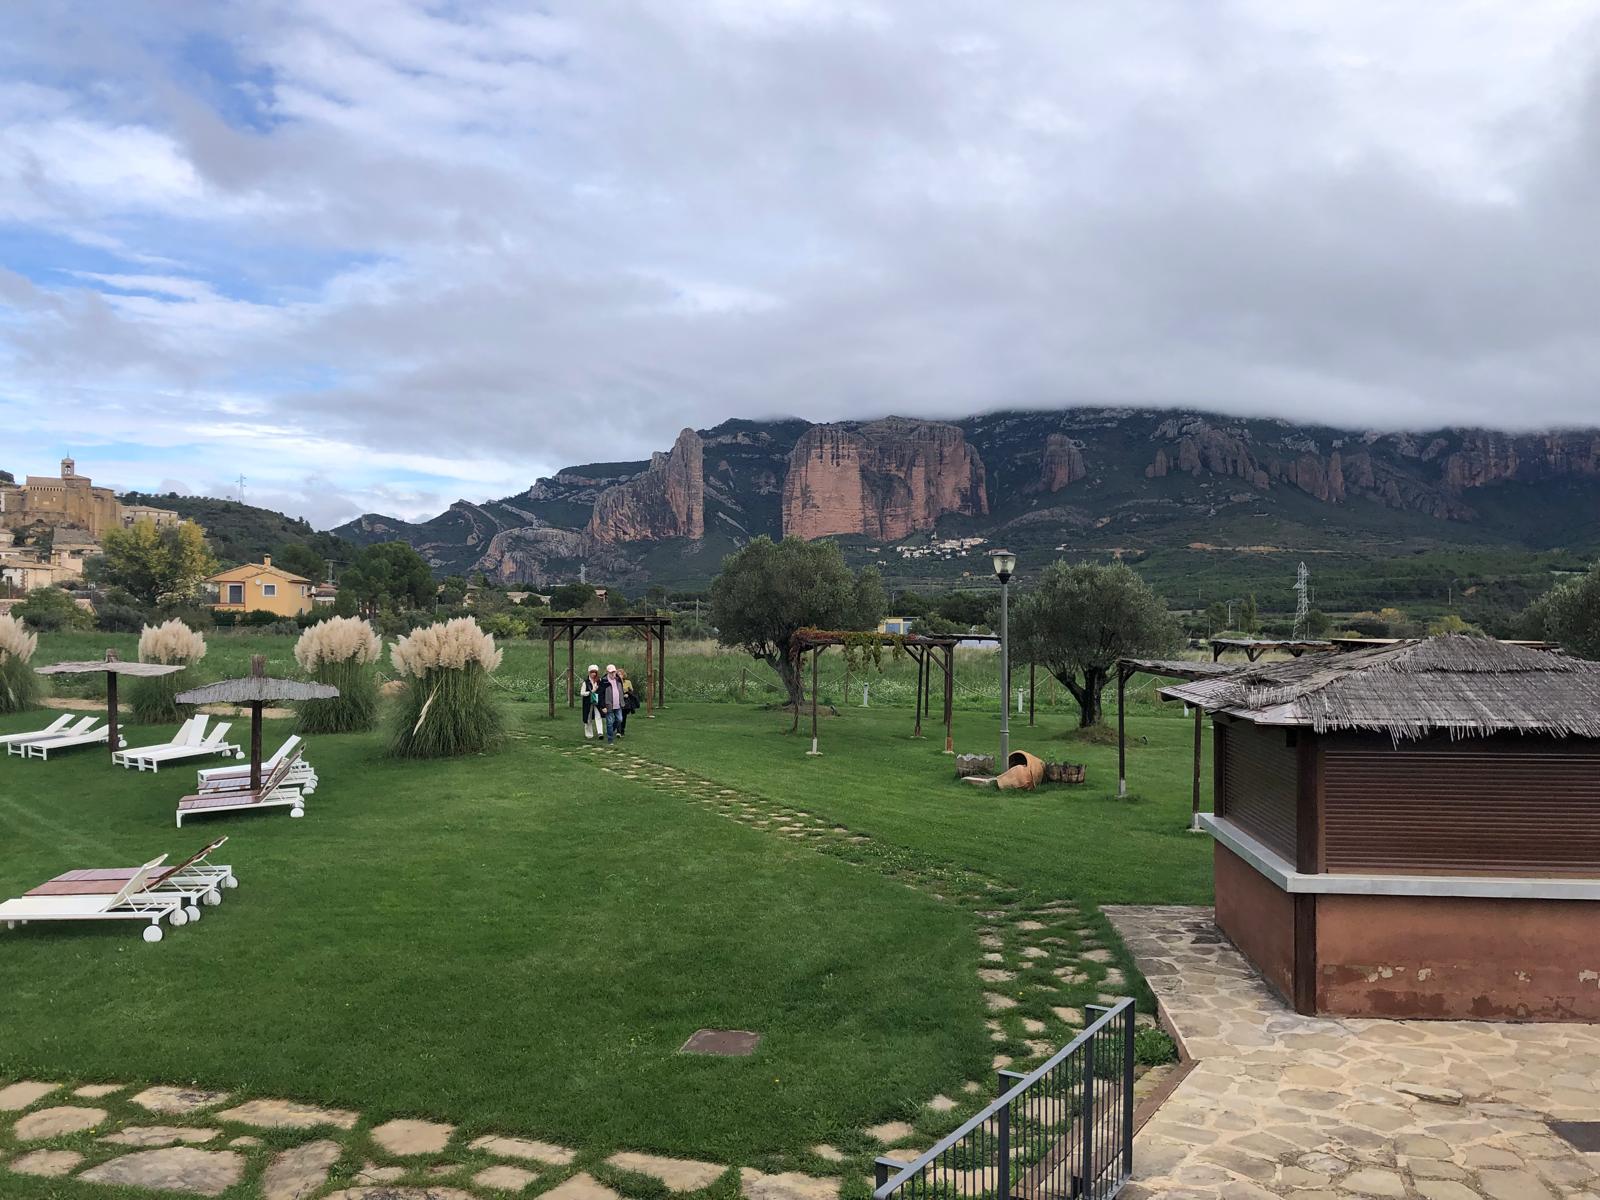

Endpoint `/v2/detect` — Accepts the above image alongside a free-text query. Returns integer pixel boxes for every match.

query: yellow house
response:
[209,556,314,617]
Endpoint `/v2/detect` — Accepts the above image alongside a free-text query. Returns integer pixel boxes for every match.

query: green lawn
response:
[0,708,982,1161]
[1,630,1212,1180]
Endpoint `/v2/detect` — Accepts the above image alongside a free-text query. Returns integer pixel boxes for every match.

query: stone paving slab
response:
[14,1104,106,1139]
[1106,905,1600,1200]
[132,1085,233,1115]
[0,1081,59,1111]
[6,1148,82,1177]
[607,1150,729,1190]
[470,1132,578,1165]
[218,1097,360,1130]
[372,1117,455,1155]
[79,1145,246,1197]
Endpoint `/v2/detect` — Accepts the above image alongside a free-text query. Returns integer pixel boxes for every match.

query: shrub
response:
[387,617,504,758]
[1134,1026,1178,1066]
[97,602,147,634]
[131,619,208,724]
[13,586,89,632]
[294,616,382,734]
[0,614,41,714]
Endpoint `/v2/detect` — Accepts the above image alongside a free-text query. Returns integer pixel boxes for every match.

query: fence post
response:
[1080,1023,1096,1194]
[996,1089,1011,1200]
[873,1158,893,1192]
[1122,1002,1136,1181]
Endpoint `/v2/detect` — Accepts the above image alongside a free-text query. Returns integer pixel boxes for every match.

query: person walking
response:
[616,667,638,737]
[599,663,626,745]
[579,664,602,740]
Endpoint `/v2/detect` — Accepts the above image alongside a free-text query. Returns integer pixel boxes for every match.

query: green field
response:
[0,632,1211,1196]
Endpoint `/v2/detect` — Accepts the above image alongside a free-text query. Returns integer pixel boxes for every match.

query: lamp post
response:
[991,548,1017,767]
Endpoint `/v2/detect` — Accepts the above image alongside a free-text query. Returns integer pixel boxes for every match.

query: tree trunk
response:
[764,652,805,709]
[1054,667,1107,728]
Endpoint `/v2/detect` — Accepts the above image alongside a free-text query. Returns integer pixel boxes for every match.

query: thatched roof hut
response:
[1164,635,1599,740]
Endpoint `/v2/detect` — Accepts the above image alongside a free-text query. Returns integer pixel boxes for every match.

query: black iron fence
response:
[874,1000,1136,1200]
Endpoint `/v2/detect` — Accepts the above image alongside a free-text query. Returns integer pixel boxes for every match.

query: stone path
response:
[1109,904,1600,1199]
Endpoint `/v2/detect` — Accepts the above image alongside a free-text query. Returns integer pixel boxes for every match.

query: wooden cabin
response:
[1164,636,1600,1021]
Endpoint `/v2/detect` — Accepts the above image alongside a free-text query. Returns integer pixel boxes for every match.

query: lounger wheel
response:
[143,925,164,943]
[235,750,245,759]
[170,909,188,927]
[224,877,238,890]
[186,905,202,923]
[203,890,221,906]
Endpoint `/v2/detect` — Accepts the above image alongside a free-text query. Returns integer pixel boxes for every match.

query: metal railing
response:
[874,1000,1136,1200]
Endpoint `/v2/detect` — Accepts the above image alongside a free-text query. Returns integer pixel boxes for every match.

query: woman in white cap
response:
[579,664,602,740]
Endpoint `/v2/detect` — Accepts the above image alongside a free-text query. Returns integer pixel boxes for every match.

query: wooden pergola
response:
[177,655,337,791]
[789,630,998,756]
[541,615,670,719]
[1115,657,1241,830]
[35,650,184,762]
[1208,637,1335,662]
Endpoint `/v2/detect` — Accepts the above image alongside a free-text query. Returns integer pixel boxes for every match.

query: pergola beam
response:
[541,615,671,719]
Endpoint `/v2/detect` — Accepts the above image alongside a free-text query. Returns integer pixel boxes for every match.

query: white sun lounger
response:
[197,735,315,794]
[26,838,239,928]
[177,750,306,827]
[118,718,242,772]
[0,858,184,943]
[0,714,76,747]
[113,715,204,769]
[6,715,96,754]
[20,720,119,760]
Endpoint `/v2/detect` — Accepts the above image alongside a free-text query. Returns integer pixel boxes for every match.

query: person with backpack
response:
[617,667,639,736]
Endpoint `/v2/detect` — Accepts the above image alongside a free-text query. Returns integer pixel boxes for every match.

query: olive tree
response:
[1523,563,1600,660]
[709,536,884,709]
[1012,560,1181,727]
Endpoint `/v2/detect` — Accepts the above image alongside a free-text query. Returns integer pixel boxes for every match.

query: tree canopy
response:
[100,519,218,606]
[271,540,326,583]
[340,541,436,614]
[1012,560,1181,727]
[709,536,884,707]
[1522,563,1600,660]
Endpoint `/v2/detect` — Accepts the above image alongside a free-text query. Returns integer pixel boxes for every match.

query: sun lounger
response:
[0,858,184,942]
[19,720,118,760]
[113,715,203,769]
[196,735,315,794]
[0,714,75,747]
[5,715,95,754]
[30,838,238,926]
[117,717,242,772]
[176,749,306,827]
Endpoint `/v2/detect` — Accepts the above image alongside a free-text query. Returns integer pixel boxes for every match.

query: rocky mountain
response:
[332,409,1600,589]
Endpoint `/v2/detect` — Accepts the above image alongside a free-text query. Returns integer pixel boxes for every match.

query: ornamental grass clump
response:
[131,618,208,724]
[0,614,41,714]
[388,617,504,758]
[294,617,382,734]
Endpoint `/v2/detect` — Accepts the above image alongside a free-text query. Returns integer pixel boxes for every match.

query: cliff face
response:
[781,419,987,540]
[1038,434,1087,493]
[1440,431,1600,490]
[586,428,705,544]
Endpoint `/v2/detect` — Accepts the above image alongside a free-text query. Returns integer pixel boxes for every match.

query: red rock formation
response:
[586,428,705,543]
[1039,434,1087,493]
[781,419,987,540]
[1441,432,1600,490]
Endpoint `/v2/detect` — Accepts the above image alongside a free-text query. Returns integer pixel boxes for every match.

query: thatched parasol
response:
[35,650,185,761]
[178,655,337,790]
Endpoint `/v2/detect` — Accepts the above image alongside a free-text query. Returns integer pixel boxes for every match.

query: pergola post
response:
[1116,662,1128,798]
[1191,703,1204,833]
[643,627,655,718]
[547,626,557,719]
[657,620,666,708]
[1028,662,1036,727]
[942,644,955,754]
[912,647,925,739]
[806,647,822,756]
[249,654,267,793]
[104,649,120,761]
[567,628,576,707]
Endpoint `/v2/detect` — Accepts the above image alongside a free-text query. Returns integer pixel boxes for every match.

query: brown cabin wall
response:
[1316,894,1600,1021]
[1216,720,1298,863]
[1213,842,1297,1004]
[1320,733,1600,877]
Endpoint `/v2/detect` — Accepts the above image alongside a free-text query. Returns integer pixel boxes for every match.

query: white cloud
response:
[3,0,1600,529]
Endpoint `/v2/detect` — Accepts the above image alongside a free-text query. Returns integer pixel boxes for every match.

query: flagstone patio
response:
[1107,904,1600,1199]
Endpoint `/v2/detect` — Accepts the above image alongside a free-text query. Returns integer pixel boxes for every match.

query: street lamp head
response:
[990,548,1017,584]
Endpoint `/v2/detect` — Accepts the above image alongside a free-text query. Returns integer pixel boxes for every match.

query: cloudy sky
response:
[3,2,1599,528]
